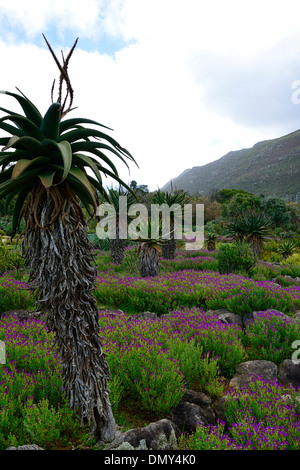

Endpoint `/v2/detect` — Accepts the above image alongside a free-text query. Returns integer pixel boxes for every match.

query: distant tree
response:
[214,188,254,204]
[261,197,292,229]
[222,192,262,220]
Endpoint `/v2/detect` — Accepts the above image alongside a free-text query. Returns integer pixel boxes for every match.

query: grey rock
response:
[127,311,158,321]
[171,400,215,435]
[6,444,44,450]
[213,395,231,423]
[279,359,300,389]
[206,309,243,328]
[105,419,178,450]
[182,389,212,407]
[229,360,278,389]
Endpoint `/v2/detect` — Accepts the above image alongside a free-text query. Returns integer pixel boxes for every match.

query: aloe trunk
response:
[162,237,177,259]
[139,244,161,277]
[110,224,126,264]
[21,182,116,442]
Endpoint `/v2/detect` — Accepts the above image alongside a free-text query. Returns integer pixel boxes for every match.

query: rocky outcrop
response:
[279,360,300,389]
[229,360,278,389]
[104,419,179,450]
[6,444,44,450]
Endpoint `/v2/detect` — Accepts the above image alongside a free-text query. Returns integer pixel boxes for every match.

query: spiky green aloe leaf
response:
[0,150,30,170]
[38,171,56,188]
[40,102,61,140]
[0,167,13,184]
[12,185,31,233]
[0,90,42,127]
[60,117,113,134]
[72,141,131,171]
[0,167,40,199]
[0,121,24,137]
[0,115,45,141]
[12,157,50,180]
[58,127,135,160]
[72,153,102,185]
[68,167,96,201]
[3,135,47,154]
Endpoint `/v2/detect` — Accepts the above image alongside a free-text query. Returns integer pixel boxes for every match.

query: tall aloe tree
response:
[0,38,137,442]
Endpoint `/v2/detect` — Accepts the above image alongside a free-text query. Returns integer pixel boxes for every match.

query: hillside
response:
[162,129,300,201]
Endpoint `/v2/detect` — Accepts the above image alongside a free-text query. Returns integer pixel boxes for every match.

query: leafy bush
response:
[216,242,256,276]
[0,276,33,313]
[165,337,224,394]
[243,310,300,364]
[22,398,62,448]
[0,215,25,236]
[88,232,111,251]
[109,345,185,414]
[283,253,300,266]
[0,243,25,275]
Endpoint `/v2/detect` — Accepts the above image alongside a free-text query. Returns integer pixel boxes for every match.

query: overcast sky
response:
[0,0,300,191]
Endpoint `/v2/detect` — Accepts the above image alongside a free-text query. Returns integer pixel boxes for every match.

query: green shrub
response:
[165,337,223,394]
[283,253,300,266]
[0,275,33,313]
[109,345,185,414]
[88,232,111,251]
[0,243,25,275]
[22,398,62,448]
[216,242,255,276]
[243,310,300,364]
[0,215,25,236]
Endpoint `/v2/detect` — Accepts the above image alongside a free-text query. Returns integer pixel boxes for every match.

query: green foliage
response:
[116,246,141,274]
[108,345,185,414]
[165,338,223,393]
[0,215,25,236]
[221,191,262,219]
[216,242,256,276]
[178,422,234,450]
[243,311,300,364]
[0,243,25,275]
[22,398,62,448]
[261,197,293,229]
[278,240,297,259]
[282,252,300,266]
[88,232,111,251]
[108,375,124,415]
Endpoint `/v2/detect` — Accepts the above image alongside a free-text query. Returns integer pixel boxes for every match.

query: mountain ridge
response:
[162,129,300,201]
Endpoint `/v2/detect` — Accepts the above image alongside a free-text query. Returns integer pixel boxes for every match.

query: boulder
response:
[105,419,178,450]
[206,309,243,328]
[171,395,215,435]
[213,395,231,423]
[182,389,212,407]
[6,444,43,450]
[278,359,300,390]
[127,311,158,321]
[229,360,278,389]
